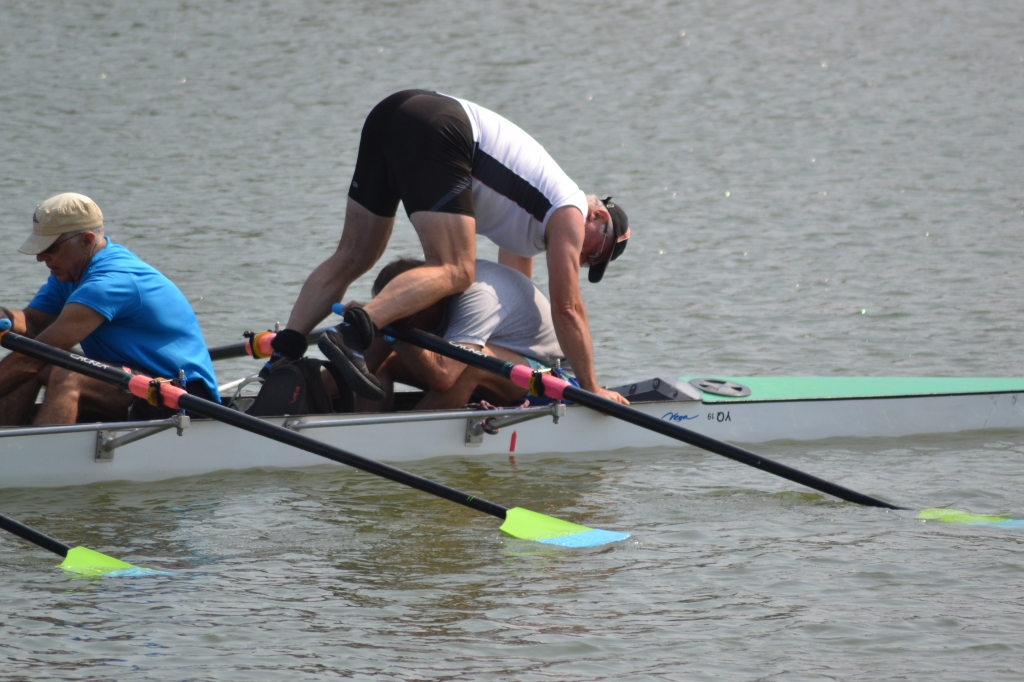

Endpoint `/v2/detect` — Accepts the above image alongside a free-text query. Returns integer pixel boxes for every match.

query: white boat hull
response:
[1,379,1022,489]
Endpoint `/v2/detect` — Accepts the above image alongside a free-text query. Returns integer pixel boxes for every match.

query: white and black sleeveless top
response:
[453,97,589,258]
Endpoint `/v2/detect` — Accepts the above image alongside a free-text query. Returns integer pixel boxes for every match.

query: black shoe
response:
[318,327,386,401]
[342,307,378,350]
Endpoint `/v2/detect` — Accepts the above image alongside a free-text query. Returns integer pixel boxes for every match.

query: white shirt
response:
[454,97,589,258]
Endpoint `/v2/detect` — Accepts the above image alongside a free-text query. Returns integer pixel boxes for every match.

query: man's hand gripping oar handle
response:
[382,323,909,511]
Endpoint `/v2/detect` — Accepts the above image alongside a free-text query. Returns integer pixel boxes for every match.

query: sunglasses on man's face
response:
[586,220,613,266]
[41,232,81,256]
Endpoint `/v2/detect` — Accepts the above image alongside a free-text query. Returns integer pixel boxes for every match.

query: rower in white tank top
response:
[279,89,631,408]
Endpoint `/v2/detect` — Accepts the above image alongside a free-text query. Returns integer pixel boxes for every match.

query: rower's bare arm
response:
[23,307,56,337]
[545,208,629,405]
[1,306,54,337]
[34,303,106,350]
[498,249,533,279]
[0,303,103,398]
[392,341,476,392]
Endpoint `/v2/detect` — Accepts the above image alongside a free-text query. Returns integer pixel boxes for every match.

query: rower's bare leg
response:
[353,352,397,413]
[285,198,395,335]
[320,339,402,413]
[0,375,43,426]
[33,366,133,425]
[322,350,432,414]
[415,346,529,411]
[361,211,475,329]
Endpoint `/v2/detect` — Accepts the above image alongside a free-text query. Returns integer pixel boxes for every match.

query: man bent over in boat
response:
[0,193,220,425]
[337,257,576,412]
[271,89,630,406]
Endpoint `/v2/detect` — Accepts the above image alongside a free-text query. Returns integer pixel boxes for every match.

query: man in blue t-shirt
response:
[0,193,219,425]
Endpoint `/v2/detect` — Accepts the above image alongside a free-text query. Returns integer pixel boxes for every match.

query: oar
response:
[0,320,627,548]
[0,510,157,577]
[205,318,1017,528]
[375,318,1022,527]
[380,321,905,509]
[207,327,329,361]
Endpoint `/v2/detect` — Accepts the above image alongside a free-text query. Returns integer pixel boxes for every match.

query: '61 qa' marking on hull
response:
[708,411,732,422]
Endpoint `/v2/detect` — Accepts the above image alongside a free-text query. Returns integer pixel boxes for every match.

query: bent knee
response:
[43,366,86,397]
[34,364,53,385]
[446,260,474,293]
[328,244,375,278]
[45,365,80,386]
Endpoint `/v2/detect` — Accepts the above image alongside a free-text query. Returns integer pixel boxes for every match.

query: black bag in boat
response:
[247,357,353,417]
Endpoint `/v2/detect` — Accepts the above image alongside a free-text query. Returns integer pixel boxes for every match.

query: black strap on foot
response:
[343,307,378,351]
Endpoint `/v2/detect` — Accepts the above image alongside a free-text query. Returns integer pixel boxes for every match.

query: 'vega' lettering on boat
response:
[662,412,698,422]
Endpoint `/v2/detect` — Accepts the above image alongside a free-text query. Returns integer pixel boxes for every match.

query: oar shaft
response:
[559,385,902,509]
[0,512,70,558]
[4,335,135,387]
[176,393,510,518]
[0,330,509,521]
[207,327,329,361]
[383,325,906,511]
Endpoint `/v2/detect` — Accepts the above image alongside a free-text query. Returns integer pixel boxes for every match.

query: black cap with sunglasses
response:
[588,197,630,283]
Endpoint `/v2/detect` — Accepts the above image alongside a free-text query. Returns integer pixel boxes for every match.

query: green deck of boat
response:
[679,377,1024,403]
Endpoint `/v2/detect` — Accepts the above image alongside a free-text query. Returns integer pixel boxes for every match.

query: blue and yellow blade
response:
[918,508,1024,529]
[500,507,630,547]
[59,547,169,577]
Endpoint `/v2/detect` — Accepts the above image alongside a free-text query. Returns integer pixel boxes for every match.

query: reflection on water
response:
[4,439,1024,679]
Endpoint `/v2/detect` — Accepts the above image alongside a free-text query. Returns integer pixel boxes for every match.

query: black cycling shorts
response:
[348,90,476,219]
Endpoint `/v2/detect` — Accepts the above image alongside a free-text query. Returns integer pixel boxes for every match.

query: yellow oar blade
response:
[58,546,166,577]
[500,507,630,547]
[918,508,1024,528]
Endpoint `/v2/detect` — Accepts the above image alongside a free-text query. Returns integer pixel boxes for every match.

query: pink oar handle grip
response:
[508,365,569,401]
[245,331,276,359]
[127,375,187,410]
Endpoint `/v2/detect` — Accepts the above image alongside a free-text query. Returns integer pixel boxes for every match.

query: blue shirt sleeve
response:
[66,271,142,322]
[27,275,70,316]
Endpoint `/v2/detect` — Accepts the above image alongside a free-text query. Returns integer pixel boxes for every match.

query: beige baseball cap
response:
[19,192,104,255]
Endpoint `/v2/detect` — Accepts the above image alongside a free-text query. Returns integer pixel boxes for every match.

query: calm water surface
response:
[1,0,1023,679]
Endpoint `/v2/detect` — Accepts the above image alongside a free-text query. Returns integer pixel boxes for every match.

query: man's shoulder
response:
[473,259,534,286]
[463,260,547,312]
[88,242,151,272]
[85,243,171,285]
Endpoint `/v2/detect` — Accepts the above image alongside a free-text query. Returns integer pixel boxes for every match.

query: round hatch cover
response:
[689,378,752,397]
